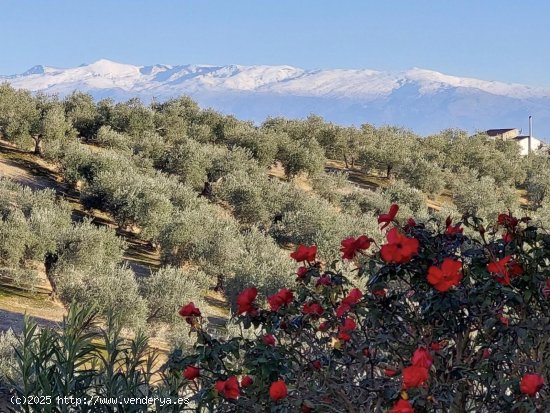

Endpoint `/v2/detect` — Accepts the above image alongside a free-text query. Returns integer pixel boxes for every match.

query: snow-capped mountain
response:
[3,59,550,137]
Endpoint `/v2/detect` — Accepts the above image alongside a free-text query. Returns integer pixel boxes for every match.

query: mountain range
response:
[2,59,550,137]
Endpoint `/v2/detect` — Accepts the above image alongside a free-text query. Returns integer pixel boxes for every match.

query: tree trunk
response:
[350,156,355,169]
[386,165,392,179]
[33,136,43,156]
[343,154,349,169]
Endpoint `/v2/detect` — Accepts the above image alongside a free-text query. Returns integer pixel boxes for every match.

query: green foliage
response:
[159,204,242,275]
[452,169,520,222]
[63,91,101,140]
[158,138,219,190]
[152,96,199,142]
[398,155,447,196]
[311,170,352,205]
[108,98,156,137]
[383,179,427,216]
[54,218,125,273]
[276,135,326,178]
[9,307,166,412]
[131,130,167,163]
[81,165,175,241]
[225,228,295,308]
[0,86,75,156]
[95,125,132,151]
[54,263,146,330]
[51,219,144,326]
[214,171,276,227]
[525,156,550,208]
[223,129,279,168]
[0,180,71,284]
[270,192,380,260]
[0,83,37,148]
[359,126,419,178]
[340,188,392,216]
[214,171,294,228]
[0,329,19,384]
[143,266,211,324]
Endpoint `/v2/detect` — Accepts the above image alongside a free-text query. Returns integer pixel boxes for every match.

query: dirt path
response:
[0,148,60,191]
[0,286,65,333]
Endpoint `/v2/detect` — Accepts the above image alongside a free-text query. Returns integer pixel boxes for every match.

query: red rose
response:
[487,256,523,286]
[267,288,294,312]
[215,376,240,399]
[482,348,492,359]
[411,347,433,369]
[520,373,544,397]
[301,403,313,413]
[312,360,322,370]
[240,375,253,388]
[335,303,351,317]
[290,245,317,262]
[316,275,332,287]
[341,317,356,331]
[338,331,351,341]
[336,288,362,317]
[344,288,363,304]
[430,340,447,351]
[404,217,417,231]
[445,223,463,235]
[378,204,399,230]
[391,399,414,413]
[498,212,518,229]
[427,258,462,292]
[502,231,513,243]
[402,365,429,389]
[444,216,462,235]
[183,365,200,380]
[373,288,387,298]
[178,302,201,325]
[385,368,398,377]
[263,334,276,346]
[499,315,509,326]
[296,266,308,279]
[340,235,372,259]
[269,380,288,400]
[318,321,329,332]
[236,287,258,315]
[380,228,419,264]
[303,302,324,316]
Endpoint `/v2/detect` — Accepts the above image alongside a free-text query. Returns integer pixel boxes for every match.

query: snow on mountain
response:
[3,59,550,136]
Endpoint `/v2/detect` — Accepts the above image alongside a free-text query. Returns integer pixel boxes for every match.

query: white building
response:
[485,128,544,156]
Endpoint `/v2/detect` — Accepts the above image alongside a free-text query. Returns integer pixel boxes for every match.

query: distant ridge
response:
[3,59,550,136]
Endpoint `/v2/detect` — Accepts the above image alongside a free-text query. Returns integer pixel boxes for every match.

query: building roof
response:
[514,135,540,141]
[485,128,519,137]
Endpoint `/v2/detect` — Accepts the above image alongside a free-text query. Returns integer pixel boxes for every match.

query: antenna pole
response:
[527,115,533,154]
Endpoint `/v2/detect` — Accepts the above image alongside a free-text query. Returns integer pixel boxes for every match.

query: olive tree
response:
[108,98,155,137]
[452,169,519,222]
[0,86,74,155]
[63,91,101,140]
[359,126,418,178]
[143,266,211,324]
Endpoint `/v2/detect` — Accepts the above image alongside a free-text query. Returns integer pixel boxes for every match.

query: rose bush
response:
[168,205,550,412]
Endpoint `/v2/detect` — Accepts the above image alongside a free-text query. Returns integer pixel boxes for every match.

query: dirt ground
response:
[0,286,65,333]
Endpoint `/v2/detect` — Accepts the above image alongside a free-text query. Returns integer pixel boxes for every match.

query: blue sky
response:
[1,0,549,85]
